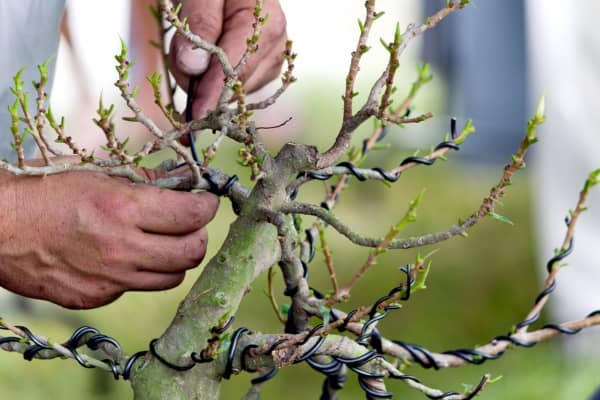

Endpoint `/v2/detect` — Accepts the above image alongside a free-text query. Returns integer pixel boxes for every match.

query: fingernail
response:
[177,45,211,75]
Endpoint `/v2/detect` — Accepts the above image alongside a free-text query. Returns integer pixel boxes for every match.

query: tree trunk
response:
[130,214,280,399]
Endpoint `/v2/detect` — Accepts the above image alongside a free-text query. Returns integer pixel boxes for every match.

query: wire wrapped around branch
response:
[0,323,146,380]
[289,118,463,200]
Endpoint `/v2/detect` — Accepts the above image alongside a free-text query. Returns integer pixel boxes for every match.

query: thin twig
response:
[317,223,339,296]
[318,1,466,169]
[268,266,287,324]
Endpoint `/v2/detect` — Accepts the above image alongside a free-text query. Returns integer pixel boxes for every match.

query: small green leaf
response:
[133,155,144,167]
[279,303,290,315]
[148,4,161,22]
[379,38,391,52]
[357,18,365,33]
[488,211,514,225]
[37,57,52,83]
[414,262,431,290]
[419,63,432,81]
[454,118,476,145]
[118,36,127,60]
[12,68,25,92]
[120,137,130,149]
[535,95,545,119]
[394,22,402,43]
[173,3,183,15]
[261,13,269,26]
[583,168,600,192]
[8,98,19,117]
[146,72,162,87]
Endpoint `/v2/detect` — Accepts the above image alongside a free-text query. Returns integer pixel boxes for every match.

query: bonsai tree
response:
[1,1,598,399]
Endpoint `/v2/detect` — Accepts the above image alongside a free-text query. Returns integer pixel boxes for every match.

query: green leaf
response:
[535,95,545,120]
[414,262,431,290]
[586,168,600,189]
[488,211,514,225]
[120,137,130,150]
[173,2,183,16]
[146,72,162,86]
[419,63,432,81]
[38,57,52,80]
[118,36,127,60]
[357,18,365,33]
[379,38,391,52]
[12,68,25,92]
[454,118,476,145]
[394,22,402,44]
[148,4,161,22]
[133,155,143,167]
[8,98,19,117]
[279,303,290,315]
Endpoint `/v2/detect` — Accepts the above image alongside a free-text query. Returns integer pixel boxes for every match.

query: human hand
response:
[0,169,218,309]
[169,0,287,120]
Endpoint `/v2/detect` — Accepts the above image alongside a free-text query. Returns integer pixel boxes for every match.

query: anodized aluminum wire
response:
[0,323,146,380]
[290,117,461,203]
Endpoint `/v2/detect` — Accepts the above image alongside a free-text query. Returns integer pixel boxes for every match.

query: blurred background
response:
[1,0,599,399]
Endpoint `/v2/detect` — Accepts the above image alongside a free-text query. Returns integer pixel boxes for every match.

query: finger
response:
[135,188,219,235]
[127,271,186,292]
[132,228,210,273]
[191,4,287,119]
[169,0,225,83]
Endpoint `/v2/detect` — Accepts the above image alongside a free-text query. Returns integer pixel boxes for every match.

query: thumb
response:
[169,0,225,78]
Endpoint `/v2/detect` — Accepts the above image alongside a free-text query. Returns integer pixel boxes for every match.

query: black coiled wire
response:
[291,118,461,202]
[0,324,146,380]
[374,226,600,375]
[183,75,240,207]
[254,210,598,398]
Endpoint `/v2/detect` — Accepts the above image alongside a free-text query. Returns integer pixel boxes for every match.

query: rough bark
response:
[130,144,317,399]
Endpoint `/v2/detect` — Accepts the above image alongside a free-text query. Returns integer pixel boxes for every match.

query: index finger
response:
[134,187,219,235]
